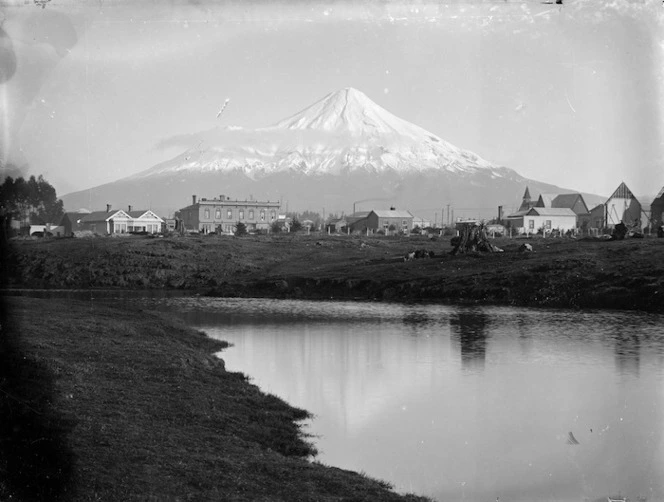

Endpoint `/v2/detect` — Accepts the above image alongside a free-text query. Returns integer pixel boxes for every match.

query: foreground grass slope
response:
[0,296,428,501]
[6,233,664,312]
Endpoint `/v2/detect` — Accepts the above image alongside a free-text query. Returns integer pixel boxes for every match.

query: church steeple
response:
[519,187,533,211]
[523,187,531,201]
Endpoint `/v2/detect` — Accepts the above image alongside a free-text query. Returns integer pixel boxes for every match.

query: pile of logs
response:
[451,222,503,255]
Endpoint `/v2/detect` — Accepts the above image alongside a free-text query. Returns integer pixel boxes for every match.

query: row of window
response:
[200,223,256,234]
[527,220,552,229]
[382,220,410,229]
[112,223,161,233]
[203,208,277,221]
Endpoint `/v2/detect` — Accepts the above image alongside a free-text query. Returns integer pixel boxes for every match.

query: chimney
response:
[390,206,396,211]
[128,205,132,213]
[106,204,112,213]
[219,194,225,201]
[498,205,503,221]
[192,195,197,205]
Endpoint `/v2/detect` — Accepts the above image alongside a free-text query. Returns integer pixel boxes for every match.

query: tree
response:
[290,219,302,232]
[0,174,64,229]
[270,221,281,233]
[235,221,247,236]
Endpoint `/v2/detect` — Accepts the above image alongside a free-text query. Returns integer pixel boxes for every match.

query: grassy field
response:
[0,296,430,501]
[5,232,664,312]
[2,233,663,500]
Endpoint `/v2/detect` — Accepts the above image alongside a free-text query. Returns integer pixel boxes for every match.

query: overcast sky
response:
[2,0,663,199]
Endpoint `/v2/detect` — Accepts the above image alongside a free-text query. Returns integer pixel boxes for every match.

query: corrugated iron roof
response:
[79,210,127,222]
[372,210,413,218]
[526,208,576,217]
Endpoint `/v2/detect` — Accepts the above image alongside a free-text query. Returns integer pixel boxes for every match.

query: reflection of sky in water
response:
[141,298,664,502]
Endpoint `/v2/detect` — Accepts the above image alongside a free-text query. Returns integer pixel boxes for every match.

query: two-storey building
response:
[175,195,281,234]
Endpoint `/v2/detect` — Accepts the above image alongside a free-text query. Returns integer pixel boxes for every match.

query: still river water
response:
[128,296,664,502]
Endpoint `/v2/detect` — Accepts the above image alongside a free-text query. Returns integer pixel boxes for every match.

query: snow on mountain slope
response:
[132,87,498,180]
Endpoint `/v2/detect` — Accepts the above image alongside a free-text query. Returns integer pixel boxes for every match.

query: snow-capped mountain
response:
[132,87,499,179]
[61,88,594,218]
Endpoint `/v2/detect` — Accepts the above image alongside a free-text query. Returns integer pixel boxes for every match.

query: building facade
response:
[175,195,281,234]
[508,207,577,235]
[603,182,643,229]
[350,209,414,234]
[650,186,664,228]
[535,193,591,228]
[589,204,605,230]
[59,206,164,236]
[126,210,164,233]
[508,187,592,233]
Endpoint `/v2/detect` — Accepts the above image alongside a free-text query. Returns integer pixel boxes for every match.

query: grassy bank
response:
[5,233,664,312]
[0,296,429,501]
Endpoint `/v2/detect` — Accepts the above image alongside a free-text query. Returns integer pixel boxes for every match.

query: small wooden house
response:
[509,208,577,235]
[59,206,164,236]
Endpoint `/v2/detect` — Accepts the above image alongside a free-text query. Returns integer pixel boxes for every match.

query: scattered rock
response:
[518,243,533,253]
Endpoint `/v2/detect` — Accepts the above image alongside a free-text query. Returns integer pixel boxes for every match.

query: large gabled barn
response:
[604,182,643,229]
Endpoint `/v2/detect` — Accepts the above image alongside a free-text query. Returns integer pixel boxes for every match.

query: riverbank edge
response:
[0,296,431,502]
[6,235,664,314]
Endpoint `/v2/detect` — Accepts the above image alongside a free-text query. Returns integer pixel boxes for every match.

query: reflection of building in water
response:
[449,309,490,371]
[514,314,534,356]
[613,330,641,377]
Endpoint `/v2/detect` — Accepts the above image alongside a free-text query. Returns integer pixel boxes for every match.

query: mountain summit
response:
[134,87,496,179]
[272,87,435,140]
[61,88,573,218]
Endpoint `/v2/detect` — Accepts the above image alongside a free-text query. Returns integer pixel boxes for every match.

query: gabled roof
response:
[608,182,635,201]
[654,185,664,201]
[79,210,129,223]
[348,211,371,219]
[506,209,529,218]
[346,211,371,224]
[554,193,590,214]
[525,207,576,217]
[127,210,162,219]
[59,212,80,225]
[371,210,413,218]
[535,193,556,208]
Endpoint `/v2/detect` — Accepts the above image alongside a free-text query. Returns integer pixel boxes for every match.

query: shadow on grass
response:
[0,225,75,500]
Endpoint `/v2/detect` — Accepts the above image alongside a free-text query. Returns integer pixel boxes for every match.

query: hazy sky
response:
[2,0,663,199]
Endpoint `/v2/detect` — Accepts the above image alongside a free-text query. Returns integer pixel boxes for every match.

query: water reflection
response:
[613,329,641,377]
[11,292,664,502]
[449,309,489,371]
[138,298,664,502]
